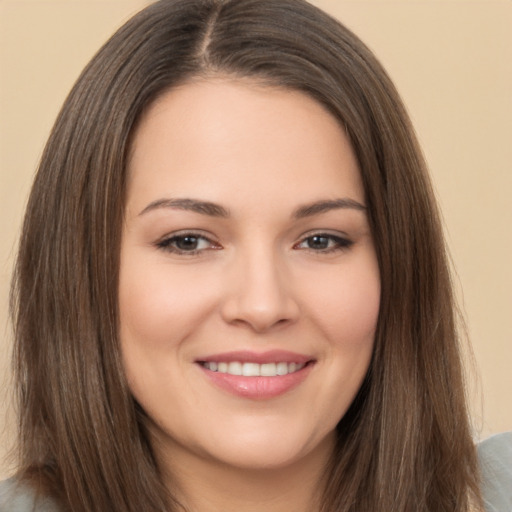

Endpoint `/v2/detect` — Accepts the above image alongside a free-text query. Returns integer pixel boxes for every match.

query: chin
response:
[195,425,335,472]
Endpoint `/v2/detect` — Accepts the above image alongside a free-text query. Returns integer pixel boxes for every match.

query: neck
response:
[154,433,334,512]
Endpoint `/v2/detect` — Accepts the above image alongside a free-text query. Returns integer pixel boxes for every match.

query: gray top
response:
[478,431,512,512]
[1,432,511,511]
[0,479,57,512]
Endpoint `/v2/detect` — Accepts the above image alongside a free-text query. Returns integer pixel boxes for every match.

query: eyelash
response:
[293,233,354,253]
[155,232,220,255]
[155,232,353,256]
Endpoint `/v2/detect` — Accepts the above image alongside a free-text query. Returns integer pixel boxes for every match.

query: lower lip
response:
[198,363,314,400]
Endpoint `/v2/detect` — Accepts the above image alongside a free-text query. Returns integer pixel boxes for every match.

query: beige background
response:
[1,0,510,478]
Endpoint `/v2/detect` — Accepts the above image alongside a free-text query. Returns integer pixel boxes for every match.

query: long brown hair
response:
[11,0,482,510]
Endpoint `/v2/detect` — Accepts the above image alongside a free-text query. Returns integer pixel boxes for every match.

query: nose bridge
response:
[221,240,298,331]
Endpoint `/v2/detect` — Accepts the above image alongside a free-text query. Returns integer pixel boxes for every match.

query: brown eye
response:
[295,233,353,253]
[156,233,219,254]
[174,235,201,251]
[307,235,331,250]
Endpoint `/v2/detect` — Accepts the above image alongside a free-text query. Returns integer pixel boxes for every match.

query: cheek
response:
[118,259,216,413]
[118,256,216,350]
[300,256,381,347]
[311,259,380,421]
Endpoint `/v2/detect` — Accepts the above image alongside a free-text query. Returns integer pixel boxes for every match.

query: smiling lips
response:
[197,350,315,399]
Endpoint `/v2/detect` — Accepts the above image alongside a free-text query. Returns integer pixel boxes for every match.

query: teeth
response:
[260,363,276,376]
[276,362,288,375]
[203,361,305,377]
[228,362,242,376]
[242,362,260,376]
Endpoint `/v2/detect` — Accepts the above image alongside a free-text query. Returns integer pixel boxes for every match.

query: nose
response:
[220,249,300,333]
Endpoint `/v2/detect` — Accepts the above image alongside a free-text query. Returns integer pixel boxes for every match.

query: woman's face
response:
[119,79,380,472]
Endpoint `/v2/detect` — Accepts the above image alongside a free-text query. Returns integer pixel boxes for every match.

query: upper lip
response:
[196,350,314,365]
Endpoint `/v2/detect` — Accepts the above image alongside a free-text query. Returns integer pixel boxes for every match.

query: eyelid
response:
[293,230,354,252]
[155,230,221,255]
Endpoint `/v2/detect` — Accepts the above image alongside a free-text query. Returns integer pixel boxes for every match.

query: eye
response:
[294,233,353,253]
[156,232,220,255]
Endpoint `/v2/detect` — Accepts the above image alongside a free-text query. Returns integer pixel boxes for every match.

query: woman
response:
[1,0,509,511]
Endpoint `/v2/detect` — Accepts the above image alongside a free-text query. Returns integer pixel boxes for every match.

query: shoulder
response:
[478,431,512,512]
[0,478,59,512]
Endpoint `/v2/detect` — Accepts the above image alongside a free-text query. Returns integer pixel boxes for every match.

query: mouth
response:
[195,350,316,399]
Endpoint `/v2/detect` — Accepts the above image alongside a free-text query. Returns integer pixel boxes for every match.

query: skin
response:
[119,78,381,512]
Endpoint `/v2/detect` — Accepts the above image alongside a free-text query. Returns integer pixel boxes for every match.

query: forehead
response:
[127,78,364,214]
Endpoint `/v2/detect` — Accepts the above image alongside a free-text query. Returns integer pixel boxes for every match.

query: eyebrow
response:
[139,198,230,217]
[292,198,367,218]
[138,197,366,218]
